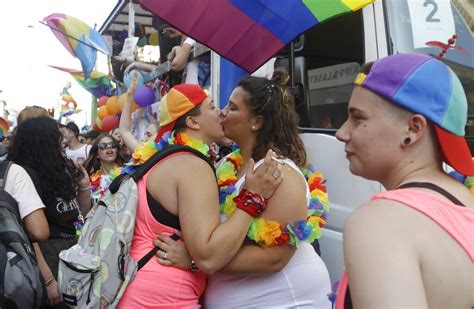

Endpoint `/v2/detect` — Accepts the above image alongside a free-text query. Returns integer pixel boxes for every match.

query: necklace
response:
[217,148,330,247]
[465,176,473,193]
[90,165,122,199]
[123,130,210,175]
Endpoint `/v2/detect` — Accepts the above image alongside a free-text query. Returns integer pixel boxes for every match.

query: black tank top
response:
[146,190,181,230]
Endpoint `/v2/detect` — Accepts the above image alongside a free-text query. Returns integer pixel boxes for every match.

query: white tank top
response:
[207,157,332,308]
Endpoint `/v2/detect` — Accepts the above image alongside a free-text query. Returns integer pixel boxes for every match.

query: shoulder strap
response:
[137,234,180,271]
[0,161,12,189]
[109,144,214,194]
[398,182,465,207]
[132,144,215,182]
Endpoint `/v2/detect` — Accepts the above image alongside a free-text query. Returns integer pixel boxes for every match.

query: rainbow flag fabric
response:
[43,14,110,79]
[0,118,9,139]
[51,66,113,98]
[140,0,375,72]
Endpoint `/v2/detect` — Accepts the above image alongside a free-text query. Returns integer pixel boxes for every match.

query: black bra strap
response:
[398,182,465,207]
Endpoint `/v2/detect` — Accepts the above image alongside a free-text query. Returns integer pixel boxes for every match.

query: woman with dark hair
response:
[8,116,92,307]
[156,70,331,308]
[84,133,124,203]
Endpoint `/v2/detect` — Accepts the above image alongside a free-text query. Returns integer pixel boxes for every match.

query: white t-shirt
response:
[66,144,91,164]
[4,163,46,219]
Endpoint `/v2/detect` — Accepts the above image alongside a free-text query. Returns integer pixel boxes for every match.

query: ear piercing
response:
[403,137,411,145]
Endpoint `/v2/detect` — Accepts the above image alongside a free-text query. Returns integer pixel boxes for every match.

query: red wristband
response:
[233,189,268,217]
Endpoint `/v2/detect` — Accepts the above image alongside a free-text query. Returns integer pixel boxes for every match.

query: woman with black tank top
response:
[334,53,473,308]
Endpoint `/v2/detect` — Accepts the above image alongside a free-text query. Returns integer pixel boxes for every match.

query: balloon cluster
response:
[93,70,155,132]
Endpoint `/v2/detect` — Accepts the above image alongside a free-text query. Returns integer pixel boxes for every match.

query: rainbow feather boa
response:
[218,149,330,247]
[122,131,210,175]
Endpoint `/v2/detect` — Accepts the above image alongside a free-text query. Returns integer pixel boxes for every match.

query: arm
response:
[170,38,194,72]
[344,200,429,309]
[221,243,295,273]
[33,243,61,306]
[221,165,306,273]
[7,164,49,241]
[151,150,281,274]
[119,72,140,151]
[173,155,253,275]
[124,61,157,74]
[74,162,92,215]
[23,209,49,242]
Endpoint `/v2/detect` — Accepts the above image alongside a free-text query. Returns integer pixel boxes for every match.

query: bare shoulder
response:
[152,152,213,172]
[344,199,418,248]
[148,152,215,186]
[278,163,306,192]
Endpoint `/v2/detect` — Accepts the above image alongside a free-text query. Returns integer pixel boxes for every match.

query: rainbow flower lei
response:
[465,176,474,193]
[217,149,330,247]
[122,130,210,175]
[90,165,122,200]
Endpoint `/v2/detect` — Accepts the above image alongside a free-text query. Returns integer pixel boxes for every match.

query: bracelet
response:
[189,259,199,272]
[45,276,55,287]
[233,189,268,217]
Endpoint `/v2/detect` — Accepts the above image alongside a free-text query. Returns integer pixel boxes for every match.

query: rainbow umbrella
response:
[0,118,9,139]
[140,0,375,73]
[43,13,110,79]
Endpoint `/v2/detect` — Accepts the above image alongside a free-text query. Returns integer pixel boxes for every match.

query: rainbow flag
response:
[0,118,9,139]
[50,66,113,98]
[61,87,77,108]
[140,0,375,72]
[59,103,82,118]
[43,14,110,79]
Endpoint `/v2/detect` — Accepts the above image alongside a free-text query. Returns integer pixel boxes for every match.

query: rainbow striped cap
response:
[155,84,208,141]
[355,53,473,176]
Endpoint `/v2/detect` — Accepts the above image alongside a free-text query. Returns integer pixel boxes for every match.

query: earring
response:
[403,137,411,145]
[252,126,256,131]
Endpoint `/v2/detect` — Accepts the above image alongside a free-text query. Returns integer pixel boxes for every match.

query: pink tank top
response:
[119,155,206,308]
[335,188,474,309]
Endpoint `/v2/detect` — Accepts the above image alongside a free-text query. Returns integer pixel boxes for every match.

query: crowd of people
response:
[1,52,472,309]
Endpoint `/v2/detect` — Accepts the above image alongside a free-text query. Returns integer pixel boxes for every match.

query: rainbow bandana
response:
[355,53,474,176]
[156,84,209,141]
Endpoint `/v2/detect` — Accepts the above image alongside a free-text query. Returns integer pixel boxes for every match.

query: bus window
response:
[276,10,365,130]
[384,0,474,153]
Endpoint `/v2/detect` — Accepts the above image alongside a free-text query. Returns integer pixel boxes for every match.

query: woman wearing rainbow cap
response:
[335,53,473,308]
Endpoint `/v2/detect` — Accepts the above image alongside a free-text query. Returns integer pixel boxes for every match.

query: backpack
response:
[0,161,46,309]
[58,145,215,308]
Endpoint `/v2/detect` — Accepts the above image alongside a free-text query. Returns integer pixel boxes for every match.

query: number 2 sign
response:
[407,0,455,49]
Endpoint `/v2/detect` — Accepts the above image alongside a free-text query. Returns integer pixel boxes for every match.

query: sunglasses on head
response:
[98,141,119,150]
